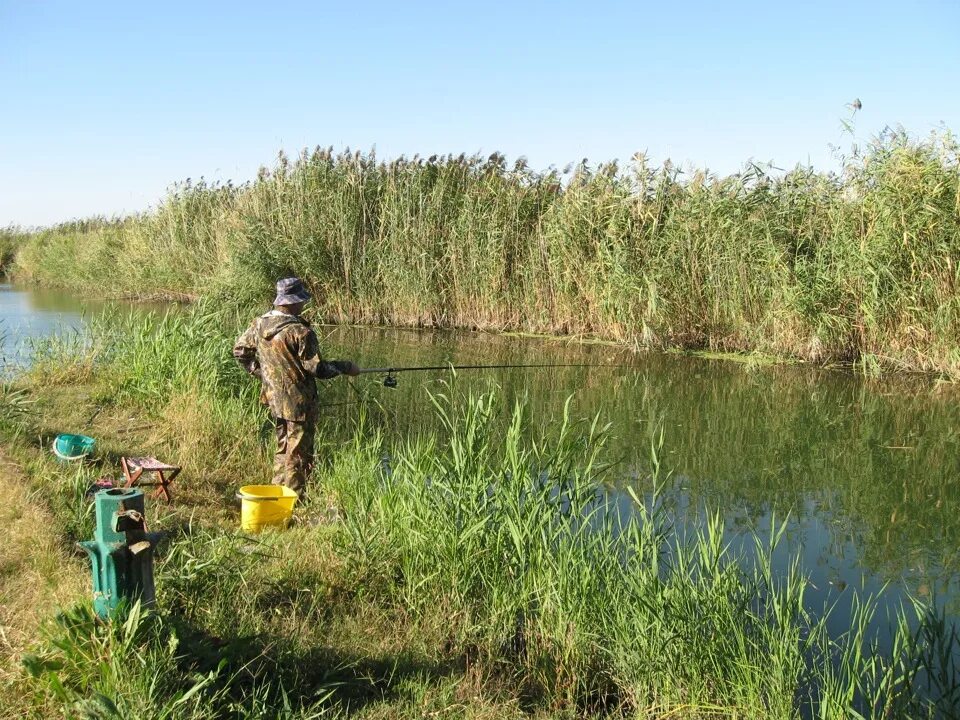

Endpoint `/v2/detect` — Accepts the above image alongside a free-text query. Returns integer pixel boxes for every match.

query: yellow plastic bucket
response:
[238,485,298,532]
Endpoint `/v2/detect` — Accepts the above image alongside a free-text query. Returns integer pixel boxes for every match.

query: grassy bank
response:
[11,127,960,375]
[1,307,958,718]
[0,449,87,719]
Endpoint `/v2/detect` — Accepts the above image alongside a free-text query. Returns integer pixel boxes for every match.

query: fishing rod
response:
[356,363,622,388]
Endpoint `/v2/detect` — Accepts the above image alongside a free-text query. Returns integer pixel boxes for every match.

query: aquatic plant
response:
[322,389,960,718]
[11,128,960,376]
[0,226,26,273]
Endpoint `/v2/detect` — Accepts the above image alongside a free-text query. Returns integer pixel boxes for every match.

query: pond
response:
[4,280,960,641]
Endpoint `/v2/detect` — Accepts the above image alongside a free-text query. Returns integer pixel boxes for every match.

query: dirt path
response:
[0,448,86,713]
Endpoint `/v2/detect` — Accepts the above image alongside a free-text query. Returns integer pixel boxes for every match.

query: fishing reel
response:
[383,372,398,389]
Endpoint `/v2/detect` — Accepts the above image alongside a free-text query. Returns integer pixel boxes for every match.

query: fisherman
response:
[233,277,359,495]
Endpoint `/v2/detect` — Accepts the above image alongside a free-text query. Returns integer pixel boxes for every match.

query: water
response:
[4,281,960,633]
[1,282,85,367]
[0,281,172,369]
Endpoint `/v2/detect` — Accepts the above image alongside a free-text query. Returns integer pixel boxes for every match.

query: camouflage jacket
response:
[232,310,341,421]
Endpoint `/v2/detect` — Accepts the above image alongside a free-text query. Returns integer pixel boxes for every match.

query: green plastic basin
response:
[53,433,96,461]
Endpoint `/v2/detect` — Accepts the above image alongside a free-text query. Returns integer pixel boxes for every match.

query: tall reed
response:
[323,388,959,717]
[12,128,960,375]
[0,226,27,273]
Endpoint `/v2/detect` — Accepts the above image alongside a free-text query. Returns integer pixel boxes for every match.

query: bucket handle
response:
[236,493,282,502]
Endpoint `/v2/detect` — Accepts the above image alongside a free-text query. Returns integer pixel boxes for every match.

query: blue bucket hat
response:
[273,277,311,306]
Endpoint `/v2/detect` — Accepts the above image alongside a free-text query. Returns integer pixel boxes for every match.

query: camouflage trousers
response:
[272,415,316,495]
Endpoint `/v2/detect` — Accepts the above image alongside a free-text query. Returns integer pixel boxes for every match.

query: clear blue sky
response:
[2,0,958,227]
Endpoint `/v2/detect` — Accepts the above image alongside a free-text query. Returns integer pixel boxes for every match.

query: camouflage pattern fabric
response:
[233,309,339,422]
[273,415,316,494]
[234,309,343,494]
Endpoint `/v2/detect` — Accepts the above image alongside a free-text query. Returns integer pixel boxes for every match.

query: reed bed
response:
[0,226,26,273]
[12,128,960,375]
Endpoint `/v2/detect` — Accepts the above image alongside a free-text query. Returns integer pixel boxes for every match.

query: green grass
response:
[10,128,960,376]
[3,309,959,718]
[12,389,960,718]
[0,226,26,273]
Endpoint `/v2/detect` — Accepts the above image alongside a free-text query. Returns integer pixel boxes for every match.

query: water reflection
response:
[0,282,174,368]
[314,325,960,618]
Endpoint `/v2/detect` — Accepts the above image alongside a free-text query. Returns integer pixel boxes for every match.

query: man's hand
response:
[332,360,361,377]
